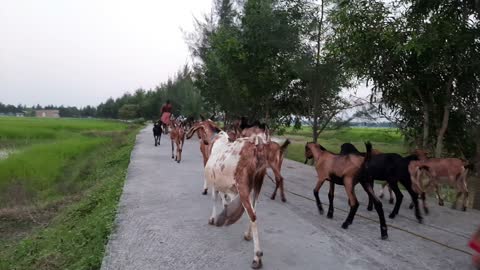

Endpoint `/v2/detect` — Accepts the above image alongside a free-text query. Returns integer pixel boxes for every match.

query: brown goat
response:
[235,125,290,202]
[265,140,291,202]
[186,120,222,194]
[169,120,185,163]
[409,157,473,211]
[305,142,388,239]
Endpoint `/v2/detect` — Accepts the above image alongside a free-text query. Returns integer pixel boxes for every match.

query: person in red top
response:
[470,226,480,269]
[160,100,173,125]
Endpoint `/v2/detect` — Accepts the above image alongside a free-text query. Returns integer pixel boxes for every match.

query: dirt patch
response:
[0,194,81,244]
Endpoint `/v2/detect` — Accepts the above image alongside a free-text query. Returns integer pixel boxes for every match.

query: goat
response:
[378,149,429,205]
[409,158,473,211]
[305,142,388,239]
[266,139,290,202]
[341,143,425,223]
[169,119,185,163]
[152,121,162,146]
[186,120,222,194]
[232,120,289,202]
[204,131,268,269]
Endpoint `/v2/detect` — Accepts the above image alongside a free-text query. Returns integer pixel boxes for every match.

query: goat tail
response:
[215,195,245,226]
[280,139,291,155]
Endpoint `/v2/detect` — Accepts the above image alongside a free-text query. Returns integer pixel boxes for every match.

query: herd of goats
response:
[152,117,474,269]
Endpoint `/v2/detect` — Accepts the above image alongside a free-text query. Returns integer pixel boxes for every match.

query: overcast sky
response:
[0,0,212,107]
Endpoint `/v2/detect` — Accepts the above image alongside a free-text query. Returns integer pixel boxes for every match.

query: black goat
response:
[340,143,424,223]
[153,121,162,146]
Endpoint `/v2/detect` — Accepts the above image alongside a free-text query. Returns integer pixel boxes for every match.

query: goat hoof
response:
[256,251,263,257]
[417,216,423,224]
[318,208,324,215]
[379,194,384,199]
[327,212,333,219]
[281,197,286,203]
[424,207,429,215]
[439,201,444,206]
[251,259,262,269]
[341,222,350,229]
[367,206,373,211]
[177,160,180,164]
[208,217,215,225]
[202,189,208,195]
[381,234,389,240]
[388,213,396,219]
[408,203,414,209]
[462,206,467,211]
[389,199,394,204]
[270,195,275,200]
[244,233,252,241]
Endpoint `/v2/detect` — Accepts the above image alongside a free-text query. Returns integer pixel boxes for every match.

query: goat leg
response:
[404,182,423,223]
[361,182,388,240]
[388,181,403,219]
[342,180,359,229]
[327,181,335,219]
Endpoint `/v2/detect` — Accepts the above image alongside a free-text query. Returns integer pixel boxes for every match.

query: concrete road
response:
[101,125,479,270]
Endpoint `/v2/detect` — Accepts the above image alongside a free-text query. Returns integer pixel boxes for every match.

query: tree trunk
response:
[434,78,454,158]
[414,87,430,149]
[473,127,480,210]
[312,114,319,143]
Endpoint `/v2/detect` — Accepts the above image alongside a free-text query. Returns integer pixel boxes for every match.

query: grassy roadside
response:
[0,121,140,270]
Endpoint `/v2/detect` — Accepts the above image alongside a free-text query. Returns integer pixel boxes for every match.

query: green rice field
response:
[0,117,140,270]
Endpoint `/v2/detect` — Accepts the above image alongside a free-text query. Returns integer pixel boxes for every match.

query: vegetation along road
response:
[0,117,140,270]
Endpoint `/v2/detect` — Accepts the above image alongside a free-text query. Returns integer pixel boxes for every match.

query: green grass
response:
[0,117,125,146]
[0,131,136,270]
[281,126,407,163]
[0,117,140,270]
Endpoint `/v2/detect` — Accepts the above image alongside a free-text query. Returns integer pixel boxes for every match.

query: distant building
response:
[15,112,24,117]
[35,110,60,118]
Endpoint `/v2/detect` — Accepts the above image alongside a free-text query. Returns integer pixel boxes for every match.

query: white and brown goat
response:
[204,131,268,269]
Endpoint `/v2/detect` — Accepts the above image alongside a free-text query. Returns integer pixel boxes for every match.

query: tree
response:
[118,104,139,119]
[328,0,480,157]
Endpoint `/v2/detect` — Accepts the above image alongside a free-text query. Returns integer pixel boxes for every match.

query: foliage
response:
[328,0,480,158]
[0,128,137,270]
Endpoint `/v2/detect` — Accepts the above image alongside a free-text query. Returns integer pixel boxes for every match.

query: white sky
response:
[0,0,212,107]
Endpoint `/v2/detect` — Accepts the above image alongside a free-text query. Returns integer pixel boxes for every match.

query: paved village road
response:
[101,125,479,270]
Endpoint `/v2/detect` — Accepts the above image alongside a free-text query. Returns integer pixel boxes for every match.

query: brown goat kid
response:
[409,158,473,211]
[305,142,388,240]
[169,120,185,163]
[266,139,291,202]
